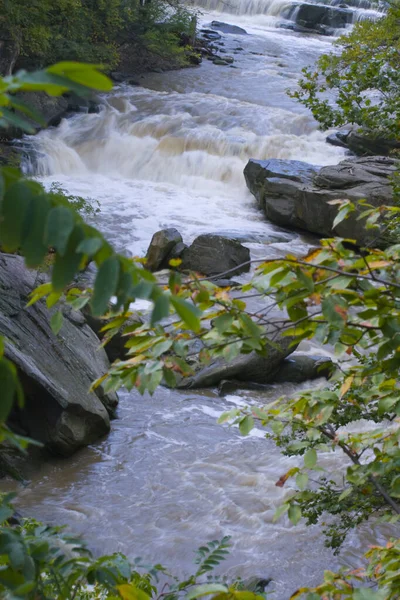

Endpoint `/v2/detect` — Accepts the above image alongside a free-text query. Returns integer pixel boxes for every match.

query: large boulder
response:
[218,354,333,394]
[180,234,250,277]
[145,228,183,272]
[281,2,353,32]
[244,156,398,246]
[0,254,118,457]
[177,333,296,389]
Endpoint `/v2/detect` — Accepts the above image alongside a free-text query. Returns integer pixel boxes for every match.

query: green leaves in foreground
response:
[1,62,112,133]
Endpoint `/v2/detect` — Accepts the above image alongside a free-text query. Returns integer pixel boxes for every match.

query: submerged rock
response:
[218,354,333,394]
[0,253,117,457]
[244,156,398,246]
[178,333,296,388]
[210,21,248,35]
[180,234,250,277]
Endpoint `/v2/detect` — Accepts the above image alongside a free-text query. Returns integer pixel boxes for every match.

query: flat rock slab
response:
[244,156,398,246]
[0,254,118,456]
[210,21,248,35]
[178,335,296,389]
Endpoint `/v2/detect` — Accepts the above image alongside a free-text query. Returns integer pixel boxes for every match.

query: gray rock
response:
[213,58,230,66]
[273,355,333,383]
[327,129,400,156]
[210,21,248,35]
[217,355,332,394]
[180,234,250,277]
[0,254,118,457]
[178,334,296,388]
[244,156,398,246]
[145,228,183,272]
[283,3,353,30]
[346,131,400,156]
[16,92,69,130]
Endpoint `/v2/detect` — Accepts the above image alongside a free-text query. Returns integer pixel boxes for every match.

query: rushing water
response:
[3,5,390,598]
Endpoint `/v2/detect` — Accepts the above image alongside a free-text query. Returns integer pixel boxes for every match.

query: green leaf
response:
[170,297,201,332]
[288,504,302,525]
[47,62,113,91]
[296,472,309,490]
[151,295,170,325]
[76,237,103,257]
[187,584,228,600]
[52,226,84,292]
[45,206,75,255]
[152,340,173,357]
[163,367,177,388]
[0,359,16,422]
[304,448,317,469]
[239,415,254,436]
[239,313,262,338]
[0,181,33,251]
[21,193,50,267]
[273,503,289,522]
[213,313,234,333]
[50,311,63,335]
[91,256,120,316]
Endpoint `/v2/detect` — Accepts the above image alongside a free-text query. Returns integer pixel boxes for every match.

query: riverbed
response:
[3,4,387,597]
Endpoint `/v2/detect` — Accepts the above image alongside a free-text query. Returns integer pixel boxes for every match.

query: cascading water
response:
[4,6,389,599]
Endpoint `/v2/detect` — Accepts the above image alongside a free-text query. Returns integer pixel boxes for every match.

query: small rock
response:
[145,228,183,272]
[180,234,250,277]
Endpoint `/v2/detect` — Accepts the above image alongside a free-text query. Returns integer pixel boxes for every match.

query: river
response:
[4,2,388,597]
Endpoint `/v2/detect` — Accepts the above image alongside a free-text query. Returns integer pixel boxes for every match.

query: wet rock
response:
[217,355,333,394]
[0,253,118,457]
[244,156,398,247]
[282,3,353,32]
[210,21,248,35]
[213,58,230,66]
[326,132,351,148]
[180,234,250,277]
[145,228,183,271]
[273,355,334,383]
[177,332,296,388]
[167,241,188,261]
[1,92,69,141]
[200,29,222,41]
[346,131,400,156]
[66,93,101,114]
[327,128,400,156]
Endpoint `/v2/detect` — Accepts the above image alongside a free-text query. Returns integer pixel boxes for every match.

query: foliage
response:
[1,0,197,72]
[289,4,400,140]
[49,182,100,219]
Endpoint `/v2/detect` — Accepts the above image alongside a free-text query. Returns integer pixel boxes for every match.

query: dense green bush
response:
[1,0,196,73]
[290,3,400,141]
